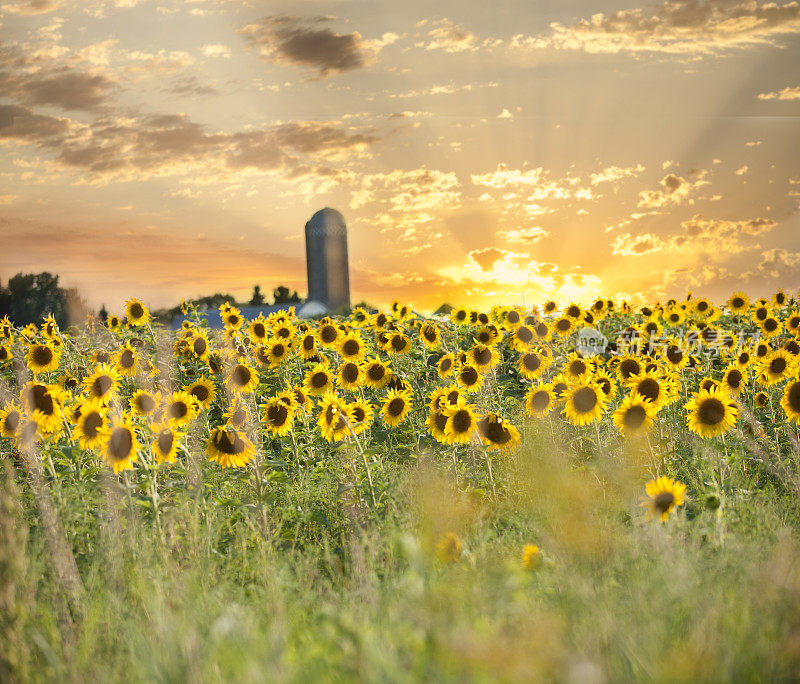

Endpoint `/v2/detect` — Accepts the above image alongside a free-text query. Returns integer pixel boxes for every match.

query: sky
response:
[1,0,799,314]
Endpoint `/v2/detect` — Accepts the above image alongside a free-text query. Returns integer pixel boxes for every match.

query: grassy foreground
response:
[3,417,800,682]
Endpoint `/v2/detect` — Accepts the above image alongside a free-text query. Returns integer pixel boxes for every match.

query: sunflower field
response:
[3,291,800,681]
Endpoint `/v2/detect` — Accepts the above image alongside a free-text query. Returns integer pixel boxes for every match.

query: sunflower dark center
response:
[698,398,725,425]
[228,315,240,326]
[423,327,437,343]
[434,411,448,432]
[343,339,360,356]
[4,410,21,432]
[460,366,479,385]
[619,360,640,379]
[137,393,156,413]
[309,371,328,389]
[732,297,744,308]
[214,429,245,455]
[566,305,581,318]
[32,345,54,366]
[391,335,407,351]
[93,374,113,397]
[522,354,541,372]
[572,387,598,413]
[190,385,209,404]
[388,397,405,417]
[272,343,285,358]
[320,326,337,343]
[83,412,102,438]
[192,337,207,356]
[726,370,742,388]
[451,409,472,433]
[770,358,787,374]
[523,391,547,414]
[787,382,800,412]
[756,308,768,321]
[507,311,520,324]
[130,303,144,318]
[342,363,359,383]
[637,378,660,402]
[654,491,675,513]
[556,319,571,331]
[513,326,533,344]
[253,323,265,338]
[622,405,647,429]
[569,360,586,376]
[108,427,133,461]
[120,349,135,368]
[480,418,510,444]
[439,358,452,373]
[232,366,251,386]
[156,429,173,454]
[367,364,385,382]
[473,347,492,365]
[267,403,289,426]
[26,384,53,414]
[764,318,779,332]
[352,406,366,423]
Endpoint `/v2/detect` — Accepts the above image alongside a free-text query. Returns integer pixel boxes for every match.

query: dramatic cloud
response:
[469,246,508,271]
[239,15,394,78]
[0,42,115,112]
[758,85,800,100]
[759,247,800,276]
[0,105,380,182]
[513,0,800,56]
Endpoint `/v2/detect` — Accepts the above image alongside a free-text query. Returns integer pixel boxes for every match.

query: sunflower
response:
[451,308,469,325]
[616,356,643,382]
[563,353,592,382]
[517,349,550,380]
[21,382,66,435]
[264,338,291,367]
[303,363,333,396]
[626,371,668,410]
[0,402,22,440]
[248,315,269,343]
[339,331,366,362]
[786,311,800,334]
[295,331,318,360]
[552,316,575,337]
[642,476,686,522]
[593,368,618,401]
[509,324,535,352]
[114,341,138,377]
[772,289,788,308]
[336,361,362,390]
[612,394,657,437]
[164,391,200,428]
[289,385,312,412]
[381,389,412,427]
[124,298,150,327]
[436,532,462,563]
[221,307,244,332]
[781,379,800,423]
[0,315,12,341]
[685,387,739,438]
[226,362,259,394]
[754,391,769,409]
[262,396,296,437]
[721,365,746,395]
[0,344,12,364]
[752,304,771,324]
[207,426,255,468]
[101,418,139,473]
[456,363,484,392]
[362,358,392,390]
[727,292,749,314]
[187,330,210,360]
[759,350,795,387]
[130,389,159,417]
[525,384,554,418]
[423,409,448,442]
[84,363,120,401]
[443,399,481,444]
[562,380,607,426]
[347,398,374,435]
[350,306,371,327]
[150,422,181,463]
[386,332,411,355]
[693,298,712,317]
[467,343,498,369]
[317,322,340,348]
[181,377,214,410]
[223,401,249,429]
[26,342,61,374]
[477,413,521,451]
[317,392,353,442]
[420,324,441,349]
[475,325,501,346]
[72,398,107,450]
[759,316,782,338]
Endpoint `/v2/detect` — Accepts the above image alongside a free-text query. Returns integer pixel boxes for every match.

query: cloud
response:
[0,42,116,112]
[611,232,664,256]
[162,75,219,97]
[758,85,800,100]
[637,171,709,208]
[0,0,60,14]
[201,44,232,59]
[589,164,645,185]
[0,105,380,183]
[497,108,513,119]
[350,167,461,212]
[239,15,387,78]
[735,165,749,175]
[759,248,800,276]
[469,247,508,271]
[496,226,549,244]
[512,0,800,56]
[418,18,501,53]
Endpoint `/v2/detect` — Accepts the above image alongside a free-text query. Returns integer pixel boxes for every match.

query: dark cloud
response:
[0,42,115,112]
[239,15,366,78]
[469,247,506,271]
[1,105,379,180]
[162,75,219,97]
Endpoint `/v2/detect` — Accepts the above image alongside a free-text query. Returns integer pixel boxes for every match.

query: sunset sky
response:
[1,0,799,314]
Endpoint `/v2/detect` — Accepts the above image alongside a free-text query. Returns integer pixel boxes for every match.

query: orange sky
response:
[1,0,799,314]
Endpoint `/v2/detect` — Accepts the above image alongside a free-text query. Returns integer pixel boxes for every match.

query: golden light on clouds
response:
[0,0,799,312]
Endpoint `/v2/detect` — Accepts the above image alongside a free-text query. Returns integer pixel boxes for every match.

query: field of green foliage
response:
[2,293,800,682]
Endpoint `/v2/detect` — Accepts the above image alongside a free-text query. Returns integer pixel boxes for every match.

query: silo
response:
[305,207,351,311]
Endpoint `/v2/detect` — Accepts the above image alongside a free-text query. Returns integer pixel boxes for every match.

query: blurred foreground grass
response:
[4,418,800,683]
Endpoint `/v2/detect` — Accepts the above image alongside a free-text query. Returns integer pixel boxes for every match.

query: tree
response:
[249,285,265,306]
[273,285,300,304]
[0,272,69,327]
